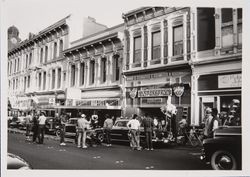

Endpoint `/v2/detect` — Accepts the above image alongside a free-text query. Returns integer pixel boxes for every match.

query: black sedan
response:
[200,126,242,170]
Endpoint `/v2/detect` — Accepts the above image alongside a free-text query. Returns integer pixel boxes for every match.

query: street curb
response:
[8,128,60,141]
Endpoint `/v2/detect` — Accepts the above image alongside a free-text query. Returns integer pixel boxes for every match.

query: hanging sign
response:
[173,84,185,97]
[129,88,138,99]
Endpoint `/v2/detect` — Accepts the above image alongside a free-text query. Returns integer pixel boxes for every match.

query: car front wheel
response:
[211,150,237,170]
[97,133,104,143]
[55,129,61,138]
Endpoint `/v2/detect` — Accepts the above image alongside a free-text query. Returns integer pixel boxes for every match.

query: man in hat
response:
[77,114,90,148]
[204,107,218,139]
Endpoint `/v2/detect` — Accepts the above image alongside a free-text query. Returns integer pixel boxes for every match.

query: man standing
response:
[142,113,154,150]
[204,107,219,139]
[127,114,141,150]
[38,112,47,144]
[77,114,89,148]
[59,112,67,146]
[103,114,113,147]
[25,112,32,141]
[32,111,39,143]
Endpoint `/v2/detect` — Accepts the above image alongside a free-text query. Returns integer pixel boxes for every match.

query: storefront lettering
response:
[141,98,163,104]
[75,99,120,107]
[138,88,172,98]
[218,74,242,88]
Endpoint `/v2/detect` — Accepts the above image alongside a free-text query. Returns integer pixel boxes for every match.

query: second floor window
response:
[54,42,57,59]
[152,31,161,60]
[90,60,95,85]
[43,72,46,90]
[17,58,20,72]
[222,8,233,24]
[45,46,48,63]
[59,40,63,57]
[133,36,142,63]
[173,25,183,56]
[26,55,29,68]
[29,53,32,65]
[113,55,120,81]
[24,77,26,91]
[57,68,61,88]
[38,73,42,90]
[101,58,107,83]
[80,63,85,86]
[71,65,76,87]
[52,69,55,89]
[27,76,30,88]
[40,48,43,63]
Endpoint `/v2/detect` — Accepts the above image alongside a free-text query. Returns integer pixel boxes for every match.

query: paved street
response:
[8,133,210,170]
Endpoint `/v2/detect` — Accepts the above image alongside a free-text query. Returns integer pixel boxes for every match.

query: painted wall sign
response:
[141,98,163,104]
[129,88,138,99]
[138,88,172,98]
[218,74,241,88]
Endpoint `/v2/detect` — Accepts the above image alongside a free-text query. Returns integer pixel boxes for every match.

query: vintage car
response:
[200,126,242,170]
[7,153,32,170]
[98,119,172,145]
[45,117,60,135]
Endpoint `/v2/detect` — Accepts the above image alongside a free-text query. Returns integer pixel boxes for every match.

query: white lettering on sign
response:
[218,74,241,88]
[138,88,172,98]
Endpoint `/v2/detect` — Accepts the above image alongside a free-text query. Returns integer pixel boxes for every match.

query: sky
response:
[3,0,246,41]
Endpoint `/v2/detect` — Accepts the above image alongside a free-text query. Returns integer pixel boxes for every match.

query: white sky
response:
[3,0,246,40]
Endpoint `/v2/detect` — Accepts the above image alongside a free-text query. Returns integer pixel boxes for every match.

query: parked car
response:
[45,117,60,135]
[96,119,172,145]
[200,126,242,170]
[7,153,32,170]
[59,118,104,144]
[9,116,25,129]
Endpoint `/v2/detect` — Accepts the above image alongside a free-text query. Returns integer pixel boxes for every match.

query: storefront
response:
[124,68,191,123]
[197,72,241,124]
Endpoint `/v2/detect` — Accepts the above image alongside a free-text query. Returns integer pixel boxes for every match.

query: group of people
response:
[24,111,47,144]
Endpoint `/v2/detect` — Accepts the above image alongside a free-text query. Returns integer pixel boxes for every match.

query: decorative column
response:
[85,61,89,88]
[233,8,238,53]
[76,62,81,87]
[94,58,99,87]
[55,67,58,90]
[96,57,101,85]
[129,30,133,68]
[168,20,173,63]
[160,20,164,64]
[214,8,221,56]
[143,25,148,67]
[124,29,130,70]
[163,19,168,64]
[191,74,200,126]
[147,25,152,64]
[183,13,187,61]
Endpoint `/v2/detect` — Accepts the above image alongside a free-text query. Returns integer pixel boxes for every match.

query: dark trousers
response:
[145,131,153,149]
[105,129,111,144]
[26,124,31,136]
[32,125,38,142]
[60,126,65,143]
[38,125,45,144]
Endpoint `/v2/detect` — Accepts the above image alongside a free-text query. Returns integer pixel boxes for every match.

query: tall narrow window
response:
[53,42,57,59]
[38,73,42,90]
[222,8,233,23]
[173,25,183,56]
[17,58,20,71]
[40,48,43,63]
[10,62,12,74]
[27,75,30,88]
[80,63,85,85]
[14,60,17,72]
[29,52,32,65]
[52,69,56,89]
[57,68,61,88]
[24,77,26,92]
[133,36,142,63]
[71,65,75,86]
[113,56,120,81]
[221,8,233,48]
[101,58,106,83]
[45,46,48,63]
[197,8,215,51]
[26,55,29,68]
[59,40,63,57]
[16,79,18,89]
[43,72,46,90]
[152,31,161,60]
[8,62,9,75]
[90,60,95,84]
[13,79,15,90]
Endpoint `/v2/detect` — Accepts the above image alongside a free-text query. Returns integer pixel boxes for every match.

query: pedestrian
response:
[204,107,219,139]
[103,114,113,147]
[37,112,47,144]
[77,114,89,148]
[32,111,39,143]
[59,112,67,146]
[127,114,141,150]
[142,113,154,150]
[178,117,188,145]
[25,111,32,141]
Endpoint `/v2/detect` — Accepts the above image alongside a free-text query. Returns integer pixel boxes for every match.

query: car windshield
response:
[115,121,128,127]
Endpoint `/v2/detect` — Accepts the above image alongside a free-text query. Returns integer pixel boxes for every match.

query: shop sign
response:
[141,98,163,104]
[129,88,138,99]
[126,71,190,81]
[138,88,172,98]
[49,98,56,105]
[75,99,120,107]
[218,74,241,88]
[173,85,185,97]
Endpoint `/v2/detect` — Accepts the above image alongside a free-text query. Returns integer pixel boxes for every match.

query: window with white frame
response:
[43,72,46,90]
[80,63,85,86]
[45,46,48,63]
[133,36,142,64]
[38,73,42,90]
[57,68,61,88]
[71,65,76,86]
[59,40,63,57]
[53,42,57,59]
[173,25,183,56]
[90,60,95,85]
[113,55,120,81]
[151,31,161,60]
[40,48,43,63]
[101,58,107,83]
[52,69,56,89]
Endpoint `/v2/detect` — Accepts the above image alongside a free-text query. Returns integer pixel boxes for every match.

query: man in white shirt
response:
[38,112,47,144]
[127,114,141,150]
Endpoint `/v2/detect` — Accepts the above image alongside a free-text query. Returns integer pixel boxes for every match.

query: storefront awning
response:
[81,90,121,99]
[54,105,122,110]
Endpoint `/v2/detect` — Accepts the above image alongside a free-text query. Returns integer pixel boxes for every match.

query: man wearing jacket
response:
[142,113,154,150]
